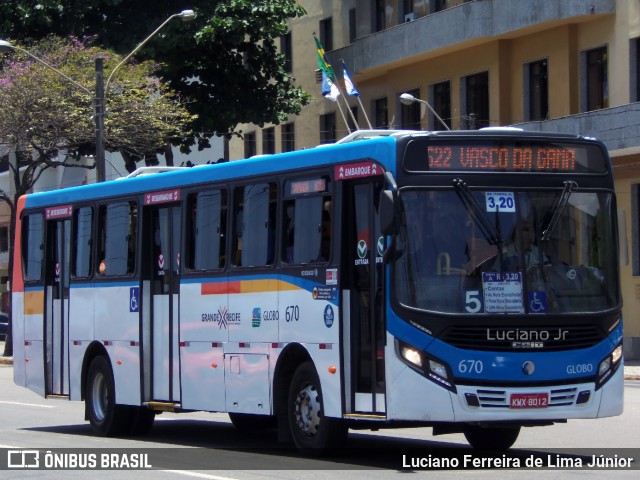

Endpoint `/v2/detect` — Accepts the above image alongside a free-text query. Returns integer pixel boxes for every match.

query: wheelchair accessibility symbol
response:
[528,291,547,313]
[130,287,140,312]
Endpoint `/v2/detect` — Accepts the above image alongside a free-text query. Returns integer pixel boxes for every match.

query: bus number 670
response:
[285,305,300,322]
[458,359,484,374]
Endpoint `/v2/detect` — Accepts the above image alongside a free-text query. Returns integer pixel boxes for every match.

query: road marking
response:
[0,400,54,408]
[0,444,19,449]
[163,471,240,480]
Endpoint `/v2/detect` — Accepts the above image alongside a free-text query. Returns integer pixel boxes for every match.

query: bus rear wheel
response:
[85,355,129,436]
[463,425,520,450]
[287,361,347,456]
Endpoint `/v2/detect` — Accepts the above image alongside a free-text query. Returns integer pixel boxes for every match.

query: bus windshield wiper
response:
[453,178,502,247]
[541,180,578,241]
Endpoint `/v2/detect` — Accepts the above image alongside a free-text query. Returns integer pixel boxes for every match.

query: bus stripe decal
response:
[201,279,301,295]
[24,290,44,315]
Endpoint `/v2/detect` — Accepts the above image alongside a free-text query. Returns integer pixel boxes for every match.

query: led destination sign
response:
[404,140,607,174]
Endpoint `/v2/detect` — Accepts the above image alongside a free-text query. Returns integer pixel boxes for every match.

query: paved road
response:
[0,361,639,479]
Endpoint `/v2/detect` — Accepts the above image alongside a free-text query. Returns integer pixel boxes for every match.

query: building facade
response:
[228,0,640,358]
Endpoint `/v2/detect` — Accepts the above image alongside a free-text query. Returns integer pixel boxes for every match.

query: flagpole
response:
[340,59,371,129]
[356,96,373,129]
[314,34,360,132]
[332,96,352,134]
[335,82,359,130]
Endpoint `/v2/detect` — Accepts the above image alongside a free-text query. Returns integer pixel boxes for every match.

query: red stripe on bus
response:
[201,281,241,295]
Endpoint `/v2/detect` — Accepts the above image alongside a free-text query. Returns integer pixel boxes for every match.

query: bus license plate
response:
[510,393,548,409]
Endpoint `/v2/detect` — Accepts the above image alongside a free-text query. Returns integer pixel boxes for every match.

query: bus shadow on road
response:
[21,417,489,470]
[22,417,607,471]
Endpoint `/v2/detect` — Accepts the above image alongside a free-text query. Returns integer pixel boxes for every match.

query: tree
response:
[0,0,312,149]
[0,36,194,356]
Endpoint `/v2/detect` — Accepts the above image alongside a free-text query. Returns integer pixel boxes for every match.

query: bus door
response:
[44,215,71,397]
[143,200,182,403]
[342,178,386,414]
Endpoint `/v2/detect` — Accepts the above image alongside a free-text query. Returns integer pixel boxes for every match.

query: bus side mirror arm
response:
[380,190,396,236]
[380,171,398,236]
[380,171,401,261]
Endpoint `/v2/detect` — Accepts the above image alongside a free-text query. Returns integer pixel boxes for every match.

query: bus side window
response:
[22,213,44,282]
[186,189,227,270]
[233,183,276,267]
[72,207,93,278]
[282,196,330,265]
[97,202,137,276]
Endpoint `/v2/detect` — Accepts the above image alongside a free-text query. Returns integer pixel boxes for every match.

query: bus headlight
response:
[401,345,422,368]
[396,340,456,392]
[596,343,622,390]
[429,359,449,380]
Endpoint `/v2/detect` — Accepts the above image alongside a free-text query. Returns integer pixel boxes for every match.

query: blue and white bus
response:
[12,129,623,454]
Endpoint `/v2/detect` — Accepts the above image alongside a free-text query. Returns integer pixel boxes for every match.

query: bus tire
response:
[85,355,129,436]
[229,413,277,431]
[287,361,347,456]
[463,425,520,450]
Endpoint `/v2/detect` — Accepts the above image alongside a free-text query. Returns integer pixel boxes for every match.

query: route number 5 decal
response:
[465,290,482,313]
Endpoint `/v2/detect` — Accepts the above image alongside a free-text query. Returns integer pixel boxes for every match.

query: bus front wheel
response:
[287,361,347,455]
[463,425,520,450]
[85,355,129,436]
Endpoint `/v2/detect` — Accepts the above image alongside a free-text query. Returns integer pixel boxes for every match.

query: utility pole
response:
[94,57,106,183]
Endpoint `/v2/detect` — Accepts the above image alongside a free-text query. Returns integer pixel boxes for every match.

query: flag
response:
[314,35,335,81]
[322,71,340,102]
[342,61,360,97]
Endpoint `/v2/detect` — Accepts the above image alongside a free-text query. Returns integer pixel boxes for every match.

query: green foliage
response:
[0,36,195,173]
[0,0,312,149]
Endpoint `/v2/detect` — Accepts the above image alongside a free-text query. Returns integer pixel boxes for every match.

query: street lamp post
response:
[95,9,195,182]
[0,8,195,183]
[400,92,450,131]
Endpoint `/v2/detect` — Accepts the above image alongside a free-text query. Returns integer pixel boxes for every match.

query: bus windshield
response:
[393,188,620,315]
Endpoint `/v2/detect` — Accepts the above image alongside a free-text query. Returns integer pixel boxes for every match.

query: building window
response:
[462,71,489,129]
[633,184,640,276]
[403,0,415,20]
[349,9,357,43]
[430,80,451,130]
[282,123,295,152]
[262,127,275,154]
[320,17,333,52]
[281,32,292,73]
[320,112,337,144]
[400,88,421,130]
[244,132,256,158]
[584,46,608,111]
[524,59,549,121]
[374,0,386,32]
[348,106,359,132]
[631,38,640,102]
[0,225,8,253]
[374,97,388,128]
[431,0,446,13]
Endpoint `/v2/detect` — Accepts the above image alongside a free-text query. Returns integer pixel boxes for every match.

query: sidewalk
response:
[2,342,640,379]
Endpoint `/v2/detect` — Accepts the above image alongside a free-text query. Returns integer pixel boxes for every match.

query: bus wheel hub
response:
[294,384,321,436]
